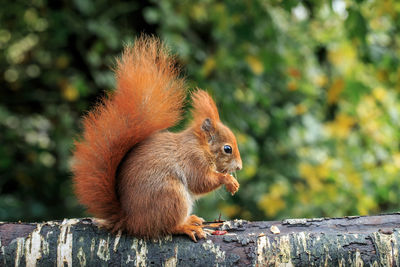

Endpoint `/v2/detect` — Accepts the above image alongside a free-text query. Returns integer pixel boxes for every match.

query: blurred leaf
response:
[342,80,369,104]
[345,8,368,44]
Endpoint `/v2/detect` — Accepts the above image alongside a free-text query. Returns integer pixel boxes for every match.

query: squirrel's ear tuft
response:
[191,89,220,125]
[191,90,220,142]
[201,118,213,132]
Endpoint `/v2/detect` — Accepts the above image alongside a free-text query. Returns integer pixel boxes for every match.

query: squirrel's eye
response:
[223,145,232,154]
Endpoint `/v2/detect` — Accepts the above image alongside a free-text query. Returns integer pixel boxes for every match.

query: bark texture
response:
[0,214,399,266]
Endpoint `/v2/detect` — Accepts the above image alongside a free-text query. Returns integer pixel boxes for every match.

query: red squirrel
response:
[72,36,242,242]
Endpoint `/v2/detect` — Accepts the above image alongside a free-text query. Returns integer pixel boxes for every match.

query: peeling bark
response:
[0,214,399,266]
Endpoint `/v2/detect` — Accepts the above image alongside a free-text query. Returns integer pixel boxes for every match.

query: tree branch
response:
[1,214,399,266]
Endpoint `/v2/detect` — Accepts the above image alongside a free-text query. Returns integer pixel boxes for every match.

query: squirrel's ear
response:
[201,118,215,142]
[201,118,213,132]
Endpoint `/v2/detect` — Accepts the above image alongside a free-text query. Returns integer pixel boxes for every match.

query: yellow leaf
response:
[234,88,245,102]
[328,42,356,74]
[356,195,377,216]
[299,160,332,191]
[63,84,79,101]
[327,78,344,104]
[325,113,355,139]
[220,204,240,218]
[201,57,216,77]
[191,3,207,21]
[258,181,289,217]
[384,163,397,175]
[376,69,388,82]
[372,87,387,102]
[246,56,264,75]
[393,153,400,168]
[347,171,362,187]
[243,164,256,179]
[258,194,286,217]
[314,74,328,87]
[295,104,307,115]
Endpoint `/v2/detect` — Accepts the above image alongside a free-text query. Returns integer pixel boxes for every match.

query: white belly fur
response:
[174,163,195,218]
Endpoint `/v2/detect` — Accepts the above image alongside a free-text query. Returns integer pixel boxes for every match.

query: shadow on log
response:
[0,213,399,266]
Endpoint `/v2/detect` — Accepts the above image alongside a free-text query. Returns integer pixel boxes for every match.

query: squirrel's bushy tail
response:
[72,36,186,229]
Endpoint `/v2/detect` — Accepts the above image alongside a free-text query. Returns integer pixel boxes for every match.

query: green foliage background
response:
[1,0,400,222]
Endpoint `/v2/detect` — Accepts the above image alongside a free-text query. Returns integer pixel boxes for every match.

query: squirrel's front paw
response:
[224,175,239,195]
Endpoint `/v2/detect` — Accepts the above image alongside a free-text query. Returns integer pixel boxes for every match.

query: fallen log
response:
[0,213,399,266]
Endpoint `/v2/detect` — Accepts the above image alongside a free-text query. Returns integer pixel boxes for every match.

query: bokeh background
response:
[1,0,400,222]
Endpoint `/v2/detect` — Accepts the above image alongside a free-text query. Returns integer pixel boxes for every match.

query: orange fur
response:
[72,36,242,241]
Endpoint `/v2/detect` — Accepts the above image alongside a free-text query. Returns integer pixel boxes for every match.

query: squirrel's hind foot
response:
[172,216,206,242]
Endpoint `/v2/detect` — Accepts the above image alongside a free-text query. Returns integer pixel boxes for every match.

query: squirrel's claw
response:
[182,225,206,242]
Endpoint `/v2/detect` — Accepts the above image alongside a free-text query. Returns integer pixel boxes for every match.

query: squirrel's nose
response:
[236,161,242,171]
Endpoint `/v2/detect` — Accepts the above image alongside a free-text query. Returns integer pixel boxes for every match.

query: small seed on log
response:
[270,225,280,234]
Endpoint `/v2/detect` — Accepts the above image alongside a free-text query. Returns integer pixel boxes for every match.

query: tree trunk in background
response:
[0,214,399,266]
